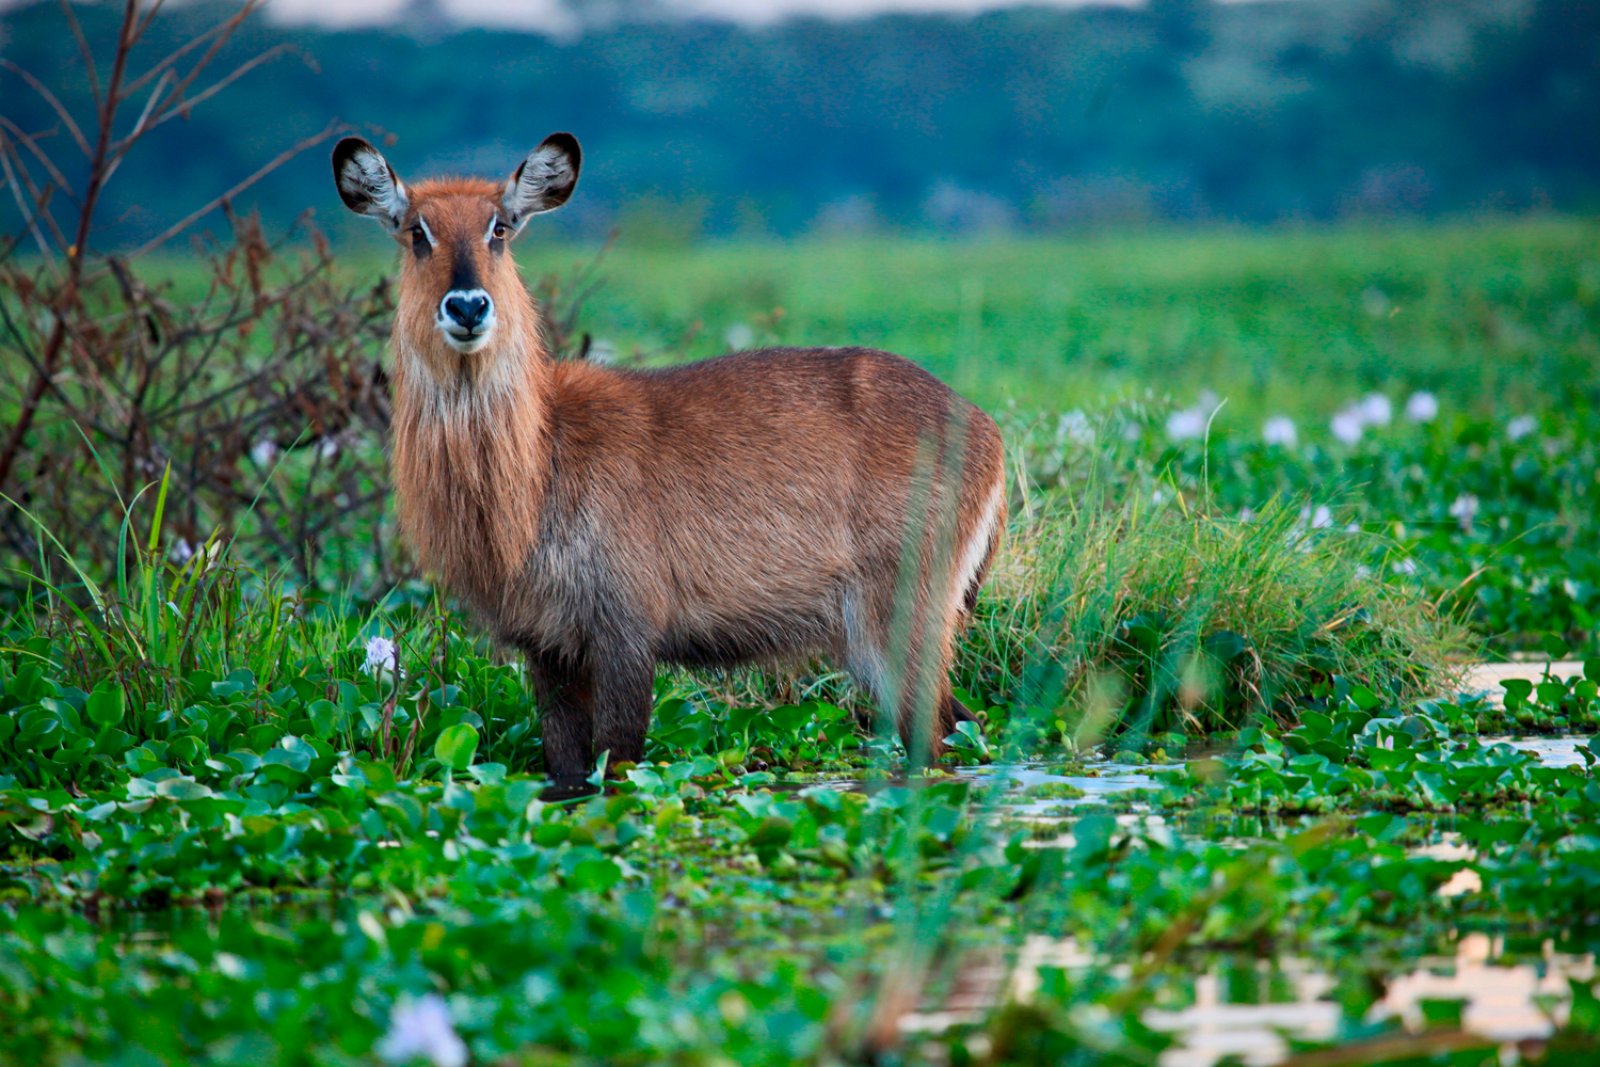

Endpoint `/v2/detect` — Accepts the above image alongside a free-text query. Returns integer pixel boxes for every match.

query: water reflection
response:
[1146,934,1593,1066]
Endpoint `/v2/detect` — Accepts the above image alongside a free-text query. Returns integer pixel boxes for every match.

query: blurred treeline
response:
[2,0,1597,243]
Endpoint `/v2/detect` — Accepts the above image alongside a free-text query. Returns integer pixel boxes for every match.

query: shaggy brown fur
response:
[334,135,1005,786]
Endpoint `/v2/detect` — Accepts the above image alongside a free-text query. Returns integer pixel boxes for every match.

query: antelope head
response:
[332,133,581,375]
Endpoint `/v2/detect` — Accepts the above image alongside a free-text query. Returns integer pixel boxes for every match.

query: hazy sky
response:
[262,0,1139,31]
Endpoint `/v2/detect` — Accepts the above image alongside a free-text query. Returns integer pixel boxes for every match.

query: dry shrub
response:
[0,1,596,595]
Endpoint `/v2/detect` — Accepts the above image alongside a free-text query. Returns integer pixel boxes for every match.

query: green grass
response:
[515,216,1600,417]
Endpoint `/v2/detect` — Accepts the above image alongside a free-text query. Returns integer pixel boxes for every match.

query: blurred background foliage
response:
[1,0,1596,244]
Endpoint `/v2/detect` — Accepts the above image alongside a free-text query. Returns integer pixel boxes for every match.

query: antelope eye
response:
[491,222,508,240]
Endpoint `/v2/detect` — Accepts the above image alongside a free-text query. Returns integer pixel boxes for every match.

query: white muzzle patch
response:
[437,288,496,354]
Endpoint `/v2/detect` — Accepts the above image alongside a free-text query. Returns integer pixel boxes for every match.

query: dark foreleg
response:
[527,648,595,788]
[590,650,656,771]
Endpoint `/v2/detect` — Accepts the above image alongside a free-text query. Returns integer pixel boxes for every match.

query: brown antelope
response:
[332,133,1005,788]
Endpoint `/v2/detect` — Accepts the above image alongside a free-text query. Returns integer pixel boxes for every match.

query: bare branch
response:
[0,117,76,195]
[56,0,101,108]
[116,122,342,262]
[123,0,250,97]
[120,0,266,116]
[120,45,297,149]
[0,140,64,263]
[0,60,92,158]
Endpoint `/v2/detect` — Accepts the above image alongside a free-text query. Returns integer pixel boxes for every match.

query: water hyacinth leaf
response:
[154,777,213,800]
[947,720,991,759]
[1501,679,1534,709]
[434,723,480,772]
[85,683,125,728]
[307,699,342,739]
[466,762,506,785]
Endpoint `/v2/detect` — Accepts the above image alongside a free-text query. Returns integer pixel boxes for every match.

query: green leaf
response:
[85,684,126,728]
[155,778,214,800]
[435,722,480,772]
[1501,678,1533,709]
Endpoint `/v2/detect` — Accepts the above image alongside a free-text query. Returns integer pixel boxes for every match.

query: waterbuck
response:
[332,133,1005,788]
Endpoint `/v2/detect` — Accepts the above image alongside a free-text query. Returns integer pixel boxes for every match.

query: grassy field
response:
[4,218,1599,1064]
[525,216,1600,419]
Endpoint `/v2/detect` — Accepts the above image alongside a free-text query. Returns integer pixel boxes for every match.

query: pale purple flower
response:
[1238,506,1256,523]
[250,439,279,467]
[1449,493,1479,531]
[1165,407,1208,442]
[1358,393,1393,427]
[363,635,398,676]
[1330,409,1365,446]
[169,538,195,564]
[1506,415,1538,442]
[1391,558,1419,576]
[1405,391,1438,423]
[378,994,467,1067]
[318,436,340,460]
[1301,504,1333,530]
[1261,416,1298,448]
[1057,410,1095,447]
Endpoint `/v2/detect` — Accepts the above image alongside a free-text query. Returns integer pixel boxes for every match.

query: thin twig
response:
[114,122,342,263]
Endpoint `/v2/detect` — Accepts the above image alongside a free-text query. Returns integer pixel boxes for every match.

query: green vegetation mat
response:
[5,220,1600,1064]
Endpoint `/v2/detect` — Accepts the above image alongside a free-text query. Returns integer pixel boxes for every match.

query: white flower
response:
[1356,564,1374,579]
[1165,407,1208,442]
[363,635,398,675]
[1449,493,1479,531]
[250,439,279,467]
[1301,504,1333,530]
[1261,416,1297,448]
[1238,506,1256,523]
[1330,409,1364,446]
[378,994,467,1067]
[1391,558,1419,576]
[1358,393,1393,427]
[169,538,195,564]
[1506,415,1538,441]
[1057,410,1095,447]
[318,436,340,460]
[1405,391,1438,423]
[723,322,756,350]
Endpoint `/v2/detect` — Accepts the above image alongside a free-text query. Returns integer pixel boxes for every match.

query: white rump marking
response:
[951,481,1002,619]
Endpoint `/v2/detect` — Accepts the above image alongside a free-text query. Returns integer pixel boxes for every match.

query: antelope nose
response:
[443,293,490,330]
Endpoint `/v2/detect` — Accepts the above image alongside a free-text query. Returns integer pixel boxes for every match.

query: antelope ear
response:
[501,133,581,231]
[332,137,409,232]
